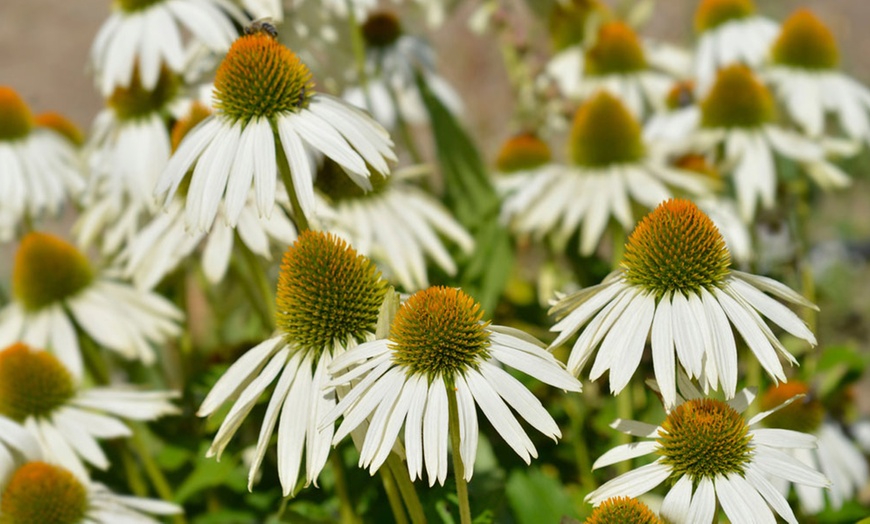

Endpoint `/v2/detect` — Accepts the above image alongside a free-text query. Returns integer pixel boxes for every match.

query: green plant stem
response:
[615,389,632,475]
[237,234,276,329]
[330,452,361,524]
[609,224,626,270]
[79,332,110,385]
[379,464,410,524]
[229,256,274,331]
[119,443,148,497]
[563,397,595,492]
[446,387,472,524]
[386,453,427,524]
[346,3,368,89]
[130,423,187,524]
[276,139,311,232]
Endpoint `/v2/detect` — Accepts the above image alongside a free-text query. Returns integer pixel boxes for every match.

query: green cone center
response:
[771,9,839,70]
[13,232,94,312]
[0,344,75,422]
[390,287,491,379]
[700,64,775,129]
[0,462,88,524]
[657,398,752,482]
[569,92,645,167]
[695,0,756,33]
[0,87,34,141]
[622,199,731,298]
[585,22,646,76]
[214,33,313,124]
[108,66,179,121]
[495,133,552,173]
[276,231,386,355]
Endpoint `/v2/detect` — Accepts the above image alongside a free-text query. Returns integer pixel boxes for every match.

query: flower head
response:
[701,65,775,129]
[584,22,646,76]
[324,286,581,486]
[361,11,403,48]
[694,0,755,33]
[13,233,93,312]
[570,92,645,167]
[771,9,839,71]
[550,199,817,407]
[585,496,663,524]
[495,133,552,174]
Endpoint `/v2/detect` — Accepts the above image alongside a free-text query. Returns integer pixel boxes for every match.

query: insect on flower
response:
[245,17,279,39]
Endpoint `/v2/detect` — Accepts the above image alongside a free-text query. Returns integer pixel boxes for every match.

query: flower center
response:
[657,398,753,482]
[759,382,823,434]
[362,11,403,48]
[548,0,610,52]
[771,9,839,71]
[665,81,696,111]
[0,87,33,141]
[586,497,663,524]
[694,0,756,33]
[569,92,645,168]
[213,33,313,124]
[276,231,386,355]
[108,66,179,121]
[584,22,646,76]
[700,64,775,129]
[622,199,731,298]
[390,287,491,380]
[315,159,388,201]
[13,232,94,312]
[673,154,720,182]
[0,343,75,422]
[171,102,213,153]
[495,133,551,173]
[0,462,88,524]
[35,112,84,146]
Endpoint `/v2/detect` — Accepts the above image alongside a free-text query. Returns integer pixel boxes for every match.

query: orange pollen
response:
[35,112,84,146]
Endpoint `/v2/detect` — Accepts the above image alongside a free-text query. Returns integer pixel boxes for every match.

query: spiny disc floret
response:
[276,231,386,355]
[622,199,731,298]
[13,232,94,312]
[586,497,664,524]
[0,462,88,524]
[390,287,491,380]
[214,33,313,124]
[657,398,753,482]
[0,343,75,422]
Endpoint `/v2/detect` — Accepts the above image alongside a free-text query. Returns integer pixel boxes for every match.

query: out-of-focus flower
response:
[587,378,829,524]
[323,286,581,486]
[155,28,395,231]
[198,231,388,495]
[549,199,817,407]
[0,87,84,242]
[0,232,183,379]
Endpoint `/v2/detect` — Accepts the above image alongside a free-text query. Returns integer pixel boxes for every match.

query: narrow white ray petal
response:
[404,375,429,482]
[671,292,704,378]
[423,376,449,486]
[198,337,282,416]
[752,428,817,449]
[566,287,635,376]
[754,446,830,487]
[454,374,479,481]
[747,393,802,427]
[276,117,314,218]
[727,387,757,414]
[252,117,278,218]
[478,361,561,439]
[465,370,535,463]
[728,278,816,344]
[611,419,662,438]
[714,287,786,383]
[362,371,416,473]
[591,441,658,470]
[651,296,677,408]
[717,473,775,524]
[292,110,367,176]
[731,270,817,309]
[585,461,671,504]
[687,477,716,524]
[488,344,580,392]
[700,287,737,397]
[745,464,799,524]
[661,475,693,523]
[599,291,655,393]
[331,366,404,444]
[277,353,313,496]
[329,339,391,374]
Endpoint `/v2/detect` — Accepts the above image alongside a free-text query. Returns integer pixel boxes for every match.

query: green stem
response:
[386,453,427,524]
[130,423,187,524]
[446,386,472,524]
[79,332,110,385]
[379,463,410,524]
[229,256,274,331]
[119,443,148,497]
[236,234,276,329]
[614,389,632,475]
[563,397,595,492]
[346,3,368,89]
[276,140,311,232]
[610,223,626,270]
[330,452,361,524]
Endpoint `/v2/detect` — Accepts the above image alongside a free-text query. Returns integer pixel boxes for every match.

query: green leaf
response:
[174,445,247,503]
[506,467,579,524]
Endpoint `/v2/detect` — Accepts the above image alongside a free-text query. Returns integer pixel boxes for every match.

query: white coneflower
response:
[76,66,183,255]
[0,232,183,378]
[584,496,664,524]
[686,65,851,221]
[119,102,297,289]
[765,9,870,146]
[549,199,817,408]
[155,27,396,231]
[343,11,462,130]
[90,0,245,96]
[0,433,182,524]
[758,382,869,514]
[500,92,709,256]
[0,87,84,242]
[587,378,829,524]
[545,20,674,118]
[198,231,388,495]
[315,161,473,292]
[0,342,178,479]
[323,286,582,486]
[692,0,778,90]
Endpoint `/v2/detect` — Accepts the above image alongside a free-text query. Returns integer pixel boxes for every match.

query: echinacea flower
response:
[315,161,473,292]
[0,343,178,479]
[76,66,183,255]
[692,0,778,90]
[765,9,870,145]
[0,232,183,379]
[545,21,674,118]
[119,103,297,289]
[673,65,851,221]
[0,429,181,524]
[585,496,664,524]
[0,87,84,242]
[155,27,396,231]
[587,378,829,524]
[198,231,388,495]
[90,0,245,96]
[549,199,817,408]
[322,286,582,486]
[500,92,709,256]
[344,11,462,130]
[758,382,869,514]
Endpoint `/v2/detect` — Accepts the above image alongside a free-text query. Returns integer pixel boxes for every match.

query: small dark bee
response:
[245,18,279,39]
